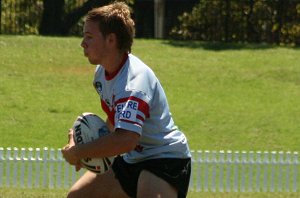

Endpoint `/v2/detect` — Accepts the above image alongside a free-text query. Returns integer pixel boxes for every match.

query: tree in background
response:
[1,0,299,45]
[170,0,300,45]
[0,0,43,34]
[39,0,110,35]
[0,0,133,36]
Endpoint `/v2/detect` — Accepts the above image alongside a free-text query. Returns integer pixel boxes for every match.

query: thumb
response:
[68,129,75,145]
[75,162,82,172]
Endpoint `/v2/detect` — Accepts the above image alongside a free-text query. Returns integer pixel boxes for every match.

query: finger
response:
[62,144,70,151]
[68,128,74,136]
[69,135,75,146]
[75,163,82,172]
[68,129,75,145]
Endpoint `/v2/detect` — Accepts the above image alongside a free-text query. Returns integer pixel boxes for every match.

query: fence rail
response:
[0,147,84,189]
[0,147,299,192]
[190,150,299,193]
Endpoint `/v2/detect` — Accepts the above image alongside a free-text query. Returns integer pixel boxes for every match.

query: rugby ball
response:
[72,112,114,174]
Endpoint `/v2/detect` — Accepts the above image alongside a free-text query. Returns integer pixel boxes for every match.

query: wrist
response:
[70,144,79,160]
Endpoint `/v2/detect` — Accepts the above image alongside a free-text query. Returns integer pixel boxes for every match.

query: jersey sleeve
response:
[113,91,150,134]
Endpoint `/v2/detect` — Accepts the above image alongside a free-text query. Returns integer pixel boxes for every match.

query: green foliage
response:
[0,0,135,35]
[66,0,135,35]
[0,0,89,35]
[1,0,43,34]
[170,0,300,45]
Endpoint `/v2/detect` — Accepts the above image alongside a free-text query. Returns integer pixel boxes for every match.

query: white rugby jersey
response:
[93,54,191,163]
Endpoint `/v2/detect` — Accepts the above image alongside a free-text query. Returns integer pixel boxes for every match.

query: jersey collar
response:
[105,53,128,80]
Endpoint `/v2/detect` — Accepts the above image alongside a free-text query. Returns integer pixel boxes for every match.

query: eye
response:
[84,34,93,40]
[85,36,92,40]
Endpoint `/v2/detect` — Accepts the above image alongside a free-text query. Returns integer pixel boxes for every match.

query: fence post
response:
[204,150,210,192]
[28,148,33,188]
[226,151,232,192]
[0,147,3,187]
[49,148,55,189]
[35,148,41,188]
[196,150,202,192]
[233,151,239,192]
[278,151,284,192]
[188,150,194,191]
[219,150,225,192]
[241,151,247,192]
[6,148,12,187]
[211,151,217,192]
[270,151,277,192]
[57,149,62,188]
[13,147,19,187]
[263,151,269,192]
[20,148,26,188]
[43,147,48,188]
[71,162,77,185]
[248,151,254,192]
[293,152,298,192]
[256,151,262,192]
[286,151,291,192]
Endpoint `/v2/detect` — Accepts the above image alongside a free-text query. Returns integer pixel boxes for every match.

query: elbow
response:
[115,129,140,153]
[123,134,140,152]
[127,140,139,152]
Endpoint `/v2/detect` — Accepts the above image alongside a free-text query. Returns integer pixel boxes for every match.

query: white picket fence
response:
[0,147,299,192]
[189,150,299,192]
[0,147,85,189]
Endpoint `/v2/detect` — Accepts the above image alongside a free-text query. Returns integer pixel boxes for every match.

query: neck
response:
[104,52,126,75]
[104,52,128,80]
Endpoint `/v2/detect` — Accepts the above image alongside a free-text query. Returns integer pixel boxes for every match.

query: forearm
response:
[74,129,139,159]
[106,118,114,132]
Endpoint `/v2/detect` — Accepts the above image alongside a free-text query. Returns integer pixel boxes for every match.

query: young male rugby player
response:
[62,2,191,198]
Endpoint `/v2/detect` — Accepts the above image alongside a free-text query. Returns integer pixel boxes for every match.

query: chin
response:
[88,58,99,65]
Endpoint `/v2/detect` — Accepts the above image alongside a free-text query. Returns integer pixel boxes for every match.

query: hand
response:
[67,128,75,145]
[61,145,82,171]
[62,128,75,153]
[61,129,81,171]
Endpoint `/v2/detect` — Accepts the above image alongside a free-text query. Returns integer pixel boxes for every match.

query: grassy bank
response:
[1,35,300,151]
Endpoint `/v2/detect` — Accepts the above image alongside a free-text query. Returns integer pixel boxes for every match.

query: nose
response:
[81,40,87,48]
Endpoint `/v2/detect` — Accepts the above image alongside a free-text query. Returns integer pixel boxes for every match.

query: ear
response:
[106,33,117,47]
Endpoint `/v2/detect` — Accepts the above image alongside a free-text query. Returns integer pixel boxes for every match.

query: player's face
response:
[81,21,108,65]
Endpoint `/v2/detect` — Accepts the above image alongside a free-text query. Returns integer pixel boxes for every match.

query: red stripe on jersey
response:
[137,114,145,122]
[101,99,115,125]
[115,96,150,118]
[119,119,142,127]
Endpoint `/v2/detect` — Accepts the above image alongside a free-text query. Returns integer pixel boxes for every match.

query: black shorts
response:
[112,156,191,198]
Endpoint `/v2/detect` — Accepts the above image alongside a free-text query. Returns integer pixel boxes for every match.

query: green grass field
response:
[1,35,300,197]
[0,189,300,198]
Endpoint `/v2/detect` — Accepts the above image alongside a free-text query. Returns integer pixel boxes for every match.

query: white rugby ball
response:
[72,112,114,174]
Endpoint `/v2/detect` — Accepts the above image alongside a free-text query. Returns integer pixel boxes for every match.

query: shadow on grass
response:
[162,40,300,51]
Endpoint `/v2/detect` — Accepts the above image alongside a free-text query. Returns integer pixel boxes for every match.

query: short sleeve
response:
[113,91,150,134]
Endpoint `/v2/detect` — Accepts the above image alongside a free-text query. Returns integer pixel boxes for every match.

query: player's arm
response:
[106,118,114,132]
[62,128,139,165]
[78,128,139,157]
